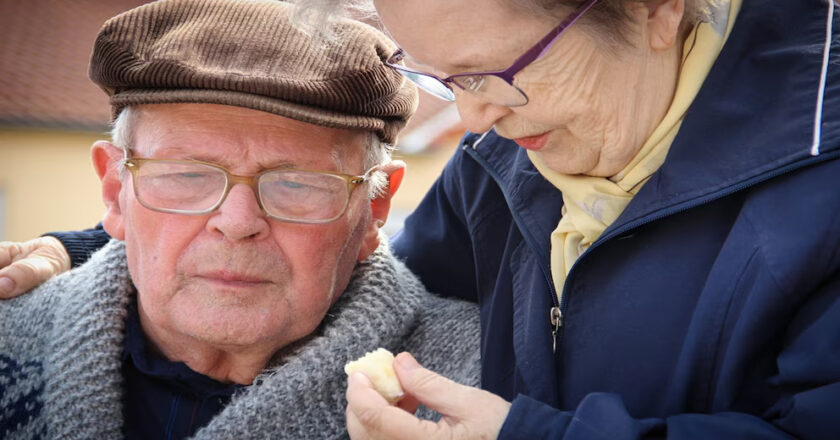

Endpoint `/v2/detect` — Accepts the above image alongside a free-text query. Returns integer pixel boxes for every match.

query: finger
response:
[347,371,388,406]
[395,394,421,414]
[0,242,24,298]
[0,258,57,298]
[345,401,368,439]
[346,372,389,440]
[392,352,475,417]
[0,275,17,299]
[0,241,24,267]
[346,372,441,440]
[33,237,71,272]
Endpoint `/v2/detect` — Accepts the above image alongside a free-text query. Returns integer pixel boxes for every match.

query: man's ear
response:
[645,0,685,50]
[91,141,126,240]
[356,160,406,261]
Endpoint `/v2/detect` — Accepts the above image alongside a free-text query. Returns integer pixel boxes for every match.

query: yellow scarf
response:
[529,0,742,301]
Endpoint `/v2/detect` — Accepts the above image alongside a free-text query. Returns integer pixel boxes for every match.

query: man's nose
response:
[454,92,513,134]
[206,184,270,241]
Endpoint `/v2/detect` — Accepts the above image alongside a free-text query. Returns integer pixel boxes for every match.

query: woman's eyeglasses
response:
[385,0,599,107]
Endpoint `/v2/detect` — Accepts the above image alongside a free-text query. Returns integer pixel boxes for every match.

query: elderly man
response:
[0,0,479,438]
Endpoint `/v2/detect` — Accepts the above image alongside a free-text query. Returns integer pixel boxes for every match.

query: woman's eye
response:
[464,76,485,91]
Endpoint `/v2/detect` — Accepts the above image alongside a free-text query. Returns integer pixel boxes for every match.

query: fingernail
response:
[349,372,371,386]
[396,352,419,371]
[0,277,15,294]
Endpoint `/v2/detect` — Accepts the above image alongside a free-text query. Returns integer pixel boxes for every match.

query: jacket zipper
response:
[558,149,840,349]
[467,135,565,352]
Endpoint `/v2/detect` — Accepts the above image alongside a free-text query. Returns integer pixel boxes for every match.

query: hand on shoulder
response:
[0,236,71,298]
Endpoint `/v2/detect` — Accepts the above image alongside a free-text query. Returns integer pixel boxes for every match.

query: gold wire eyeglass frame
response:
[122,153,375,224]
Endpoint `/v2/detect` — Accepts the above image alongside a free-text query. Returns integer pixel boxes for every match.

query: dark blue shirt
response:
[122,305,242,440]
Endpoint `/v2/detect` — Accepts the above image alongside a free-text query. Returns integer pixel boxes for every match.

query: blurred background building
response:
[0,0,464,241]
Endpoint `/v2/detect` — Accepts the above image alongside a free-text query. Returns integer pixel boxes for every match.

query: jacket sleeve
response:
[44,223,111,268]
[498,271,840,440]
[391,149,478,302]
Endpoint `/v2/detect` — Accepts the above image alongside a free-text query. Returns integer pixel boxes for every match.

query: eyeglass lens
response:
[258,170,349,221]
[398,69,528,106]
[398,69,456,101]
[135,161,227,212]
[449,75,528,106]
[132,161,352,222]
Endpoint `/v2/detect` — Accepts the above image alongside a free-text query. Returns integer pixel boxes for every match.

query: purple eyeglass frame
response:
[386,0,599,104]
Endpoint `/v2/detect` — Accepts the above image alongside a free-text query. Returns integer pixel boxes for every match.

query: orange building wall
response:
[0,128,114,241]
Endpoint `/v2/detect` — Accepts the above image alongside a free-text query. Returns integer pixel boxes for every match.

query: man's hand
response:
[0,236,71,298]
[346,352,511,440]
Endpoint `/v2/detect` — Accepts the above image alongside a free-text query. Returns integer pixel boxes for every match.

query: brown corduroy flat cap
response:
[89,0,418,144]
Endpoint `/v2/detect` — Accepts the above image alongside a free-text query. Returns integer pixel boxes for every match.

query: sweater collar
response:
[43,239,426,439]
[195,240,428,438]
[44,240,134,439]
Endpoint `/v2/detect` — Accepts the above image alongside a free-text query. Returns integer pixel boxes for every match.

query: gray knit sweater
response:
[0,240,480,439]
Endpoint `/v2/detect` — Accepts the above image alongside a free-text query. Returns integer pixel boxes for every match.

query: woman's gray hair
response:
[507,0,722,40]
[290,0,378,41]
[111,107,392,200]
[291,0,722,43]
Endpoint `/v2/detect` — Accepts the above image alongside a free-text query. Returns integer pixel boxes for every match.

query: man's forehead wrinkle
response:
[132,105,367,173]
[144,132,350,174]
[153,143,302,172]
[330,133,371,171]
[330,148,344,172]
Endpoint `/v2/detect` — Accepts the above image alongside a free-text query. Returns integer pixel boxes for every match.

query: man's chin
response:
[179,318,282,350]
[161,300,288,347]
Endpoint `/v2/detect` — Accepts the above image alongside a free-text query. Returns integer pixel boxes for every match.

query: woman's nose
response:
[454,91,513,134]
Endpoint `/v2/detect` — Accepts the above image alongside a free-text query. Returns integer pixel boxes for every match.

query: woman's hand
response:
[0,236,71,298]
[346,352,510,440]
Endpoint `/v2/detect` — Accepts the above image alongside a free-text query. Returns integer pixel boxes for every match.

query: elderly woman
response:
[342,0,840,438]
[1,0,838,438]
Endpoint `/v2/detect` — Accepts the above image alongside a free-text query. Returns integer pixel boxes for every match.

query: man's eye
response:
[279,180,306,190]
[146,171,218,187]
[166,172,216,183]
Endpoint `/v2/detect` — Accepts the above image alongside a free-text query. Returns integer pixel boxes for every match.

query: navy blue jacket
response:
[122,303,239,440]
[392,0,840,438]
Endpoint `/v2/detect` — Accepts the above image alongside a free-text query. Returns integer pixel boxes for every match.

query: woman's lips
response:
[513,132,550,151]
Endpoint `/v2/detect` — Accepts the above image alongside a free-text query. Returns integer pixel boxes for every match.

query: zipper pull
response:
[550,306,563,353]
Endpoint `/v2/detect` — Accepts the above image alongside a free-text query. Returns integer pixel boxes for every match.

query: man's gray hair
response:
[111,107,392,200]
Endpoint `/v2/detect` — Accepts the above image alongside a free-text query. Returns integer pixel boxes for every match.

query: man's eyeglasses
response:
[122,153,375,224]
[385,0,599,107]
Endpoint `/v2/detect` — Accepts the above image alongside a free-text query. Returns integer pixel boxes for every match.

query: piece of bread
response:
[344,348,404,404]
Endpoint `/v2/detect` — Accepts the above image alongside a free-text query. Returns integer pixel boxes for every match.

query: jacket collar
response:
[463,130,563,293]
[465,0,840,247]
[611,0,840,235]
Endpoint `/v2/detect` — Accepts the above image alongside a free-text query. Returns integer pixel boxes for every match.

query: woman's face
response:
[375,0,683,177]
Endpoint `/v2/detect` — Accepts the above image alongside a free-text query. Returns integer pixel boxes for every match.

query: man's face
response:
[102,103,377,357]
